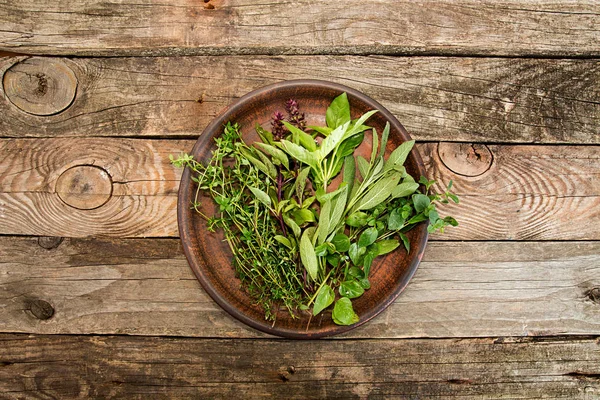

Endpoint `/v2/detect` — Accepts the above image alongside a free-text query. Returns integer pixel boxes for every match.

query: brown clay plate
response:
[178,80,428,338]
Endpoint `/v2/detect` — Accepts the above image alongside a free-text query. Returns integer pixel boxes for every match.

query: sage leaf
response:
[327,185,348,235]
[379,122,390,158]
[255,142,289,170]
[273,235,292,249]
[370,128,379,164]
[255,124,274,145]
[354,173,401,211]
[326,92,351,129]
[317,200,332,245]
[342,155,355,197]
[248,186,271,208]
[317,121,350,160]
[283,215,301,238]
[339,280,365,299]
[309,125,333,136]
[254,148,278,179]
[295,167,310,201]
[300,230,319,281]
[391,182,420,199]
[332,297,359,326]
[313,284,335,316]
[357,156,370,180]
[358,227,378,247]
[384,140,415,172]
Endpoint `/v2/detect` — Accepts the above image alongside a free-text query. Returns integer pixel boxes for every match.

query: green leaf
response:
[377,239,400,255]
[391,182,420,199]
[384,140,415,172]
[387,208,405,230]
[254,142,289,170]
[302,195,316,209]
[282,121,317,152]
[283,215,301,238]
[254,148,278,179]
[332,297,359,326]
[348,242,366,266]
[357,156,370,180]
[295,167,310,201]
[273,235,292,249]
[363,251,375,276]
[407,213,428,225]
[317,200,332,245]
[317,121,351,160]
[339,280,365,299]
[331,233,351,253]
[346,211,369,228]
[354,173,402,211]
[412,193,431,213]
[359,278,371,289]
[358,227,378,247]
[313,284,335,316]
[370,128,379,164]
[399,233,410,253]
[316,184,347,204]
[327,185,348,235]
[346,110,378,137]
[326,92,351,129]
[448,193,460,204]
[326,254,340,267]
[309,125,333,136]
[379,122,390,159]
[444,216,459,226]
[314,243,330,257]
[348,266,364,279]
[238,147,275,180]
[342,155,356,198]
[292,208,315,226]
[337,133,365,158]
[248,186,272,208]
[255,124,274,145]
[300,230,319,281]
[278,140,318,169]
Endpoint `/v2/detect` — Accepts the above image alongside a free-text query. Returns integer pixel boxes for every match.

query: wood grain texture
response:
[1,56,599,144]
[1,0,600,57]
[0,334,599,399]
[1,238,599,338]
[1,138,598,239]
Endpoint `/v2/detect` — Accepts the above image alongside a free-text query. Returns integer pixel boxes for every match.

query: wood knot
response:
[586,288,600,304]
[56,165,113,210]
[438,142,493,177]
[38,236,64,250]
[27,299,55,320]
[2,57,78,116]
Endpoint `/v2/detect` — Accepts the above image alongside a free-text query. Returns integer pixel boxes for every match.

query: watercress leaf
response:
[278,140,318,169]
[379,122,390,159]
[348,242,366,266]
[358,227,378,247]
[391,182,420,199]
[370,128,379,164]
[384,140,415,172]
[331,233,351,253]
[339,280,365,299]
[317,121,351,160]
[283,215,301,238]
[314,243,330,257]
[273,235,292,249]
[255,124,274,145]
[399,233,411,253]
[300,230,319,281]
[348,266,364,279]
[308,125,333,136]
[354,173,401,211]
[428,209,439,223]
[313,284,335,316]
[388,208,405,230]
[412,193,431,213]
[332,297,359,326]
[248,186,271,208]
[295,167,310,201]
[346,211,369,228]
[326,92,351,129]
[444,216,459,226]
[254,142,289,170]
[342,155,355,197]
[363,251,376,276]
[282,121,317,152]
[326,253,340,267]
[377,239,400,255]
[317,200,332,245]
[359,278,371,289]
[357,156,370,180]
[292,208,315,226]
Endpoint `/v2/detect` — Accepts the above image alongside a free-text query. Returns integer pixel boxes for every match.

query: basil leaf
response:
[337,133,364,158]
[292,208,315,226]
[309,125,333,136]
[331,233,351,253]
[300,229,319,280]
[339,280,365,299]
[332,297,359,326]
[326,92,351,129]
[278,140,318,169]
[358,227,378,247]
[359,278,371,289]
[313,284,335,316]
[282,121,317,152]
[317,121,350,160]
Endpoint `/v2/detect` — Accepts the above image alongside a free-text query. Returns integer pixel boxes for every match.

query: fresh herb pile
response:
[172,93,458,325]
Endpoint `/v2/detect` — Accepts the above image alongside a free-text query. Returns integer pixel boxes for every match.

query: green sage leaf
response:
[354,173,401,211]
[254,142,289,170]
[384,140,415,172]
[248,186,271,208]
[300,230,319,281]
[391,182,420,199]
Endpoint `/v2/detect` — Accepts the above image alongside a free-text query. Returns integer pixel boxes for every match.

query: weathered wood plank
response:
[1,238,599,338]
[1,138,598,239]
[0,334,599,399]
[1,0,600,57]
[1,56,599,144]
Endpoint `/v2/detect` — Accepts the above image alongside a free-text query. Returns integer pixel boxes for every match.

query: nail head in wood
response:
[2,57,78,116]
[28,299,55,320]
[56,165,113,210]
[438,142,493,177]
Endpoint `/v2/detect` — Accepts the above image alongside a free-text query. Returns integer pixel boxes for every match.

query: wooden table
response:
[1,1,600,398]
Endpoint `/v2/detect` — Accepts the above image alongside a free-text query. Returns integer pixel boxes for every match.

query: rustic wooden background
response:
[1,1,599,398]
